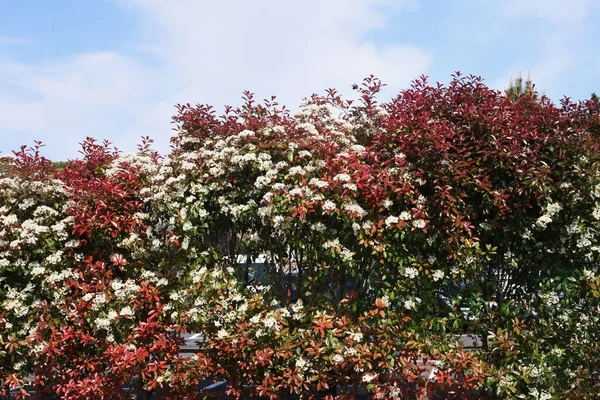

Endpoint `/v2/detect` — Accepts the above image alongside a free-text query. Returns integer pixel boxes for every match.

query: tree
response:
[507,71,537,100]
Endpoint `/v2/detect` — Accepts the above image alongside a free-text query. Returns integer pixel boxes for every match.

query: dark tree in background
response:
[507,71,537,100]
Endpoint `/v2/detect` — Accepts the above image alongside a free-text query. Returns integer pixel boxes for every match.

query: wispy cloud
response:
[0,51,170,158]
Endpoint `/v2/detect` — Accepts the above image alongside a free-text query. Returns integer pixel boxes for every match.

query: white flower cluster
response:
[111,279,141,300]
[535,201,562,230]
[403,267,419,279]
[539,291,560,306]
[322,200,337,212]
[385,216,399,226]
[343,202,366,218]
[528,388,551,400]
[431,270,445,282]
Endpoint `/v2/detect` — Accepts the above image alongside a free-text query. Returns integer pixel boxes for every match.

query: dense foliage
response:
[1,74,600,399]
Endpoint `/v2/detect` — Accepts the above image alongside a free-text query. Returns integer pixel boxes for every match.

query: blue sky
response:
[1,0,599,160]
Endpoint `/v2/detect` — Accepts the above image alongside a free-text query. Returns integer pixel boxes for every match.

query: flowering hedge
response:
[1,74,600,399]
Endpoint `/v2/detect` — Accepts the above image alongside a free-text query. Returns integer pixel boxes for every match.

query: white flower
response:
[431,270,445,282]
[349,332,364,343]
[540,291,560,306]
[92,294,107,311]
[323,238,341,250]
[330,354,345,365]
[264,316,278,330]
[399,211,412,221]
[82,293,94,302]
[181,236,190,250]
[288,166,305,176]
[95,317,110,330]
[65,239,80,248]
[156,278,168,287]
[546,202,562,216]
[217,329,229,339]
[309,177,329,189]
[297,122,319,135]
[340,248,354,261]
[343,202,366,217]
[385,216,399,226]
[322,200,337,211]
[535,214,552,229]
[362,373,377,383]
[479,221,492,231]
[333,173,351,182]
[255,329,266,338]
[32,342,46,354]
[289,187,303,197]
[403,267,419,279]
[2,214,18,225]
[45,251,64,265]
[404,299,416,309]
[311,222,326,232]
[293,149,310,159]
[272,215,285,228]
[593,206,600,220]
[291,300,304,313]
[120,306,134,317]
[412,219,426,229]
[539,391,551,400]
[295,357,311,371]
[272,182,285,191]
[344,347,356,356]
[275,161,288,170]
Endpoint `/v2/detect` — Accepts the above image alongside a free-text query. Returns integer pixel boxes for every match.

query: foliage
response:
[1,74,600,399]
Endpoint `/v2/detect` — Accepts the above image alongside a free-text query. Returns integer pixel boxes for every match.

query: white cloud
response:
[0,0,430,159]
[0,52,161,159]
[129,0,428,100]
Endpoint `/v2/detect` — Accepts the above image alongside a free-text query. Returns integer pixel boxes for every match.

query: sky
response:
[1,0,599,161]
